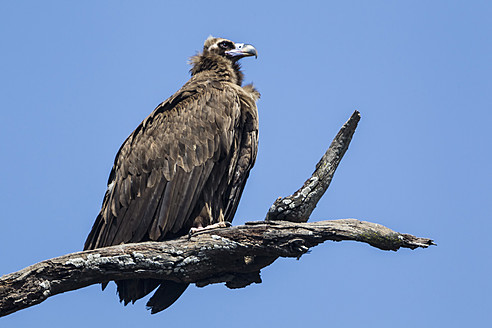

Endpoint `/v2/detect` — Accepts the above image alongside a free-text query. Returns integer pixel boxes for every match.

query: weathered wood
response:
[0,110,435,317]
[0,219,434,317]
[266,110,360,222]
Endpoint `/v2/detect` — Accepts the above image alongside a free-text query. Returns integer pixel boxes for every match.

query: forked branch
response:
[0,110,434,317]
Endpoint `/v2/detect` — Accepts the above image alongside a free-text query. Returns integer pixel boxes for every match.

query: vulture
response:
[84,36,259,313]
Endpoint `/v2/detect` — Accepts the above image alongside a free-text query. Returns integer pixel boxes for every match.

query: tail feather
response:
[116,279,188,313]
[117,279,161,305]
[146,282,189,314]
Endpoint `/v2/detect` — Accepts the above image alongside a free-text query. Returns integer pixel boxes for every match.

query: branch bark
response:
[0,219,433,317]
[0,110,435,317]
[266,110,360,222]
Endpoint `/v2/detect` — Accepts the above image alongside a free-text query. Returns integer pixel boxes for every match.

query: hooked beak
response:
[225,43,258,59]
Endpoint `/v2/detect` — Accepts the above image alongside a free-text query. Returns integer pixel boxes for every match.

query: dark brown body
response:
[84,37,259,313]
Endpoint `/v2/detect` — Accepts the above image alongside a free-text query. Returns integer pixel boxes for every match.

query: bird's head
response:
[189,36,257,85]
[202,36,257,61]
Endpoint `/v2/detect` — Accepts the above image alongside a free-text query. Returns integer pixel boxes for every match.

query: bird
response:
[84,36,259,314]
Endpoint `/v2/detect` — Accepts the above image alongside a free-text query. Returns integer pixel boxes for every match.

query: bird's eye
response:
[219,41,232,49]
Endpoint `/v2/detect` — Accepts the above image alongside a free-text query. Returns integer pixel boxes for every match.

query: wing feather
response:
[84,73,259,313]
[85,81,246,249]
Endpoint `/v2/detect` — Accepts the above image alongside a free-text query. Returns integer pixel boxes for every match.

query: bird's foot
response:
[188,222,231,238]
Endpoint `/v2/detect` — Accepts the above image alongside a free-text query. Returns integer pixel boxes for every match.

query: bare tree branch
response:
[0,219,434,317]
[267,110,361,222]
[0,110,435,317]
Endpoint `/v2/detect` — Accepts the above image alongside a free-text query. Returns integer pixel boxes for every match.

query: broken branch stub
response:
[266,110,361,222]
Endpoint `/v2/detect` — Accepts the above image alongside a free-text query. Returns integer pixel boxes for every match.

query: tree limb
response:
[267,110,360,222]
[0,110,435,317]
[0,219,433,317]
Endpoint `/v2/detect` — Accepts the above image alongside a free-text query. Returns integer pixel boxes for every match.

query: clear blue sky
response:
[1,1,491,327]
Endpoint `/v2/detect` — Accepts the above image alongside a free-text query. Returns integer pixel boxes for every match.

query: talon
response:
[188,222,231,236]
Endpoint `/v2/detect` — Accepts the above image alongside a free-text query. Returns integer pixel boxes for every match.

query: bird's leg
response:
[190,221,231,234]
[189,207,230,237]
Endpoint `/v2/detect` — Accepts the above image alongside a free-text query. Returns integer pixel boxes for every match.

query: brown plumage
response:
[84,36,259,313]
